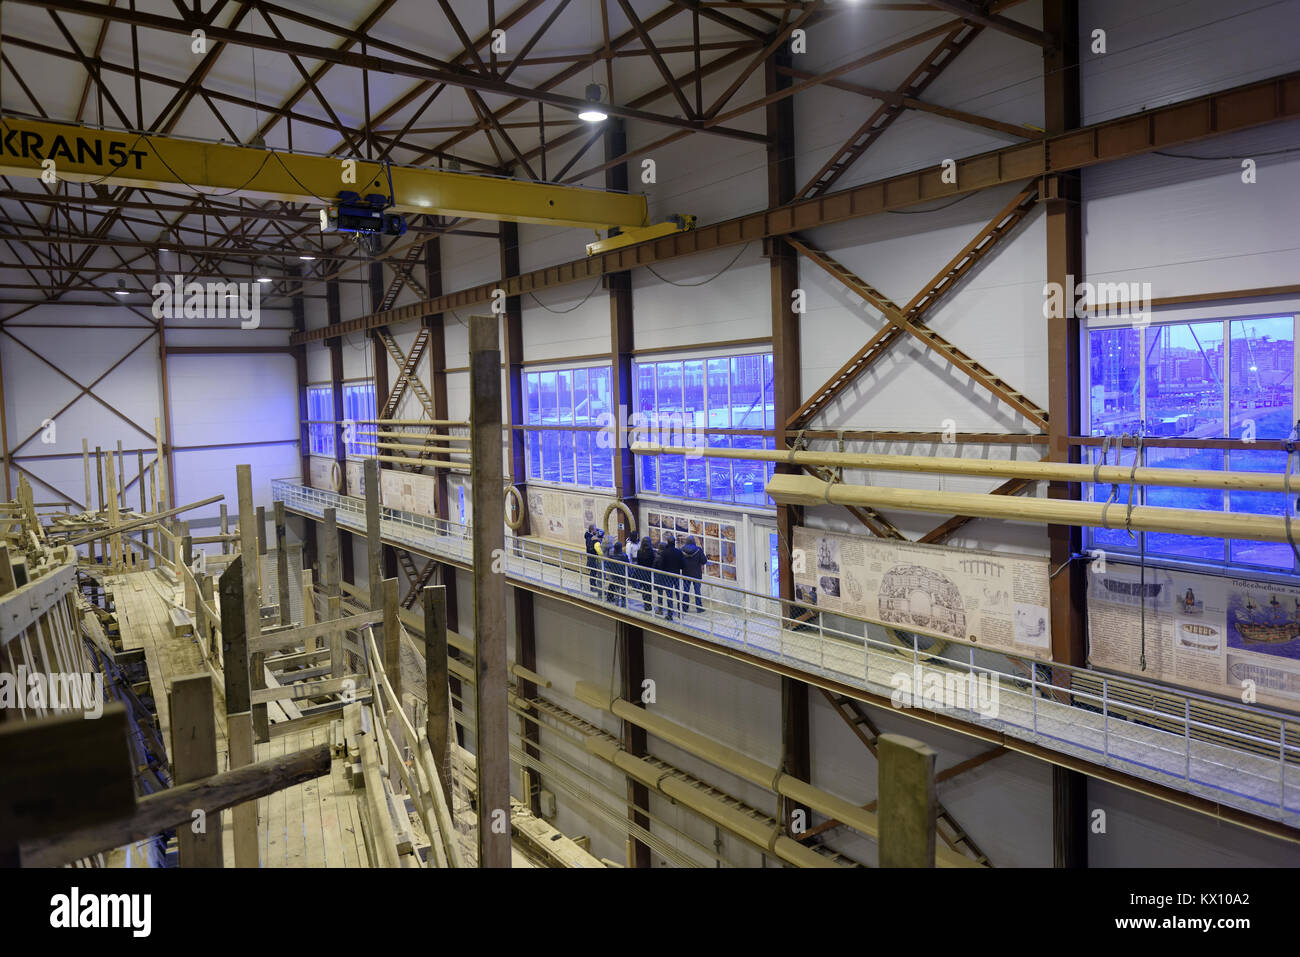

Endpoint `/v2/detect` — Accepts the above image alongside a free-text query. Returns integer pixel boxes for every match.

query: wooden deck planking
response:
[110,569,371,869]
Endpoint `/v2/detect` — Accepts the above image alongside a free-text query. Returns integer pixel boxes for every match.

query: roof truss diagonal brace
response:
[796,22,985,200]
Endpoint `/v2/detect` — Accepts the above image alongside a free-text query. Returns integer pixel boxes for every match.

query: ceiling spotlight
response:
[579,83,608,123]
[113,279,129,296]
[257,276,272,284]
[299,254,316,261]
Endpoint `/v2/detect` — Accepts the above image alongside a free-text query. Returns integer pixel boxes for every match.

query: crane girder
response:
[0,116,650,232]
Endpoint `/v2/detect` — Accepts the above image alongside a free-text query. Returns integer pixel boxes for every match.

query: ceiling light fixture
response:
[579,83,608,123]
[258,276,272,284]
[299,254,316,261]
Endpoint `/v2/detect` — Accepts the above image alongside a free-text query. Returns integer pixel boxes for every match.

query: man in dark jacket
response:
[603,540,627,606]
[655,533,685,622]
[679,535,708,613]
[633,535,655,610]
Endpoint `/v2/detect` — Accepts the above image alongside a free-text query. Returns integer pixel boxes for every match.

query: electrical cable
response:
[644,242,751,287]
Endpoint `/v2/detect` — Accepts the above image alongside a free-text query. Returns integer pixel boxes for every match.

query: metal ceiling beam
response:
[923,0,1052,47]
[12,0,769,144]
[293,68,1300,344]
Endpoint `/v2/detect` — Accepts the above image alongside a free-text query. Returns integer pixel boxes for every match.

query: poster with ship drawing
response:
[527,488,617,549]
[1086,562,1300,712]
[791,527,1053,659]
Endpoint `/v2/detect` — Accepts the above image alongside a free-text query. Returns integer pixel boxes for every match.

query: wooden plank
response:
[21,743,330,868]
[250,675,367,705]
[170,674,223,867]
[0,705,133,845]
[246,610,383,654]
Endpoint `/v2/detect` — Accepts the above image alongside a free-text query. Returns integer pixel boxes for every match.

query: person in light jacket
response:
[585,526,603,596]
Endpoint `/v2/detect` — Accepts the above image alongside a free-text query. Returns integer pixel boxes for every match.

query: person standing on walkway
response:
[584,525,600,596]
[634,534,655,609]
[655,533,685,622]
[679,535,708,613]
[604,539,628,606]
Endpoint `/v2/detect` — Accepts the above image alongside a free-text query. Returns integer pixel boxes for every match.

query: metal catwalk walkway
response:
[272,480,1300,835]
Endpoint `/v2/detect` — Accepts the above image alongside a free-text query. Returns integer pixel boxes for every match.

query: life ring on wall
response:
[602,500,636,539]
[330,461,343,493]
[504,484,526,531]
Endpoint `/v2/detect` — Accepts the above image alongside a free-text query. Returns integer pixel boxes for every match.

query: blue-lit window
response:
[343,382,377,459]
[523,365,614,490]
[1085,315,1297,572]
[307,385,335,457]
[634,351,776,507]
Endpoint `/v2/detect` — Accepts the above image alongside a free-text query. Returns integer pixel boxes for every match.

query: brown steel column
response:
[425,234,451,521]
[327,262,355,585]
[368,271,398,582]
[500,221,542,815]
[291,263,310,485]
[1044,0,1088,869]
[604,116,652,868]
[767,44,811,836]
[470,314,510,869]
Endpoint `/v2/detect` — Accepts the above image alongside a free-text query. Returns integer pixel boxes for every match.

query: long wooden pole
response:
[639,443,1300,494]
[766,473,1300,543]
[470,314,510,869]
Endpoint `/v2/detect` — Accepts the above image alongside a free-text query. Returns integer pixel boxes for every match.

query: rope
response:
[1124,433,1144,540]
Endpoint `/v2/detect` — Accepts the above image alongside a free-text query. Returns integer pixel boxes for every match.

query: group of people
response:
[584,524,709,623]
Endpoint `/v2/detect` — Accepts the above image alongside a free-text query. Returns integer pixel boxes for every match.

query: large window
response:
[634,352,776,507]
[306,385,335,457]
[1086,316,1296,571]
[343,382,377,459]
[524,365,614,490]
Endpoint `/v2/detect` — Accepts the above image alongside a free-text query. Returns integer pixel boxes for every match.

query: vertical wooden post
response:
[94,445,104,512]
[116,439,126,508]
[328,594,343,678]
[382,576,401,789]
[275,501,290,624]
[364,459,383,609]
[170,673,223,867]
[200,574,216,660]
[136,448,147,551]
[878,733,937,868]
[470,313,509,868]
[220,504,229,554]
[180,521,194,611]
[153,416,168,512]
[237,467,267,743]
[423,584,451,808]
[288,542,304,626]
[322,507,340,596]
[81,439,91,512]
[219,555,258,867]
[301,568,316,630]
[255,505,267,597]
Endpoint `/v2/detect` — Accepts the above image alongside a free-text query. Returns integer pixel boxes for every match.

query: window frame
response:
[1082,311,1299,575]
[342,380,377,460]
[633,347,776,509]
[306,383,335,458]
[523,361,615,493]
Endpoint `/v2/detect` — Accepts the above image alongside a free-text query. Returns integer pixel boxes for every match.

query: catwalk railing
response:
[272,480,1300,831]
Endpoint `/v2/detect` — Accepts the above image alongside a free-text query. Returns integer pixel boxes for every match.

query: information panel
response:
[527,488,616,549]
[1088,561,1300,712]
[791,527,1053,659]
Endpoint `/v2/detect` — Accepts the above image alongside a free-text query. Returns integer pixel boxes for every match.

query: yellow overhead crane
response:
[0,115,691,244]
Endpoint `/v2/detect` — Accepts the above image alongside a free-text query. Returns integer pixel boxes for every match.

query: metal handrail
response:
[272,479,1300,825]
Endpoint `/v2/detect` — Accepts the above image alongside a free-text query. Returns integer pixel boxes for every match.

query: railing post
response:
[1102,676,1110,761]
[1184,698,1192,782]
